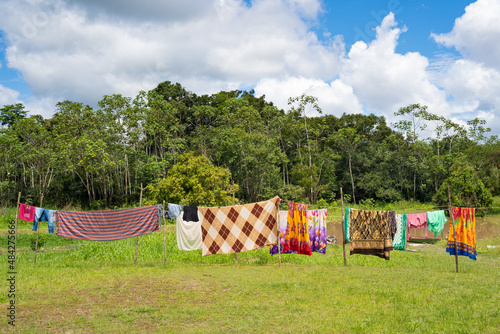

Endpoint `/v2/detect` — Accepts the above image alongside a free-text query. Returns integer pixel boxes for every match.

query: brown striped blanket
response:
[199,196,280,256]
[56,205,160,241]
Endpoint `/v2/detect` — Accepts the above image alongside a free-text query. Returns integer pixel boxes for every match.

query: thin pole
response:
[340,187,347,266]
[34,194,44,266]
[232,180,238,263]
[162,200,167,266]
[448,184,459,273]
[135,183,143,264]
[276,202,281,267]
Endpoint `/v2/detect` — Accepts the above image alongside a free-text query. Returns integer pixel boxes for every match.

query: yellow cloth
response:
[446,207,476,260]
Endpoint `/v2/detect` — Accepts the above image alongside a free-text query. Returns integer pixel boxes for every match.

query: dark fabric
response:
[56,205,160,241]
[183,206,199,222]
[389,210,397,241]
[349,209,393,260]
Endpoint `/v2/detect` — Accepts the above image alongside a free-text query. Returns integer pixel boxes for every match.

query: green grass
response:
[1,207,499,333]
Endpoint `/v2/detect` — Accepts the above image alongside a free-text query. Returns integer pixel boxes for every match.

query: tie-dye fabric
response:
[349,209,392,260]
[392,214,407,251]
[308,209,328,254]
[446,207,476,260]
[344,207,350,244]
[282,202,312,256]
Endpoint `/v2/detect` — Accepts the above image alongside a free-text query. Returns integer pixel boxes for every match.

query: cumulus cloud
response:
[0,84,21,106]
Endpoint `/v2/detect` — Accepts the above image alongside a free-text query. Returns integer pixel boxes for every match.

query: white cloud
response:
[432,0,500,70]
[0,84,21,106]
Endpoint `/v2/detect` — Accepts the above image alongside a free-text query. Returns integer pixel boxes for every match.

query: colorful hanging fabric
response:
[344,207,350,244]
[426,210,447,237]
[283,202,312,255]
[446,207,476,260]
[308,209,328,254]
[18,203,35,222]
[392,214,407,251]
[199,197,280,256]
[389,210,397,241]
[56,205,161,241]
[270,210,288,255]
[406,212,427,240]
[32,208,57,233]
[349,209,392,260]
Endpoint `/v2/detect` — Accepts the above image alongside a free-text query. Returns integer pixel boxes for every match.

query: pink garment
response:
[19,203,35,221]
[406,213,428,240]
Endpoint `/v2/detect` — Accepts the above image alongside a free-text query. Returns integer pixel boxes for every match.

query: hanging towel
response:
[199,197,280,256]
[406,212,428,240]
[19,203,35,222]
[283,202,312,256]
[349,209,393,260]
[344,207,350,244]
[446,207,476,260]
[308,209,328,254]
[270,210,288,255]
[32,208,57,233]
[392,214,407,251]
[426,210,447,237]
[183,206,199,222]
[166,203,183,219]
[56,205,160,241]
[176,212,202,251]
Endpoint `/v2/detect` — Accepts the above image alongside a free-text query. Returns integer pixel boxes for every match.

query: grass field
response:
[1,208,500,333]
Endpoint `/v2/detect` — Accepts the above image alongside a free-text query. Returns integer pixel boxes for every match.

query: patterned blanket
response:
[56,205,160,241]
[392,214,407,251]
[446,207,476,260]
[199,197,280,256]
[349,209,393,260]
[282,202,312,255]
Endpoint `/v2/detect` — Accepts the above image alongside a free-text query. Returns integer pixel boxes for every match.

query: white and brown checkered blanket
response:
[199,196,281,256]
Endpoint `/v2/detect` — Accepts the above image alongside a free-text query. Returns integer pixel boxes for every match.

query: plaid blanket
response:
[199,197,280,256]
[56,205,160,241]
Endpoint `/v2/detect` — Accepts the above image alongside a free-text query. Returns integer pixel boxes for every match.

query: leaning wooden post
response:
[448,184,459,273]
[134,183,144,264]
[34,193,44,266]
[340,187,347,266]
[232,180,238,264]
[162,200,167,266]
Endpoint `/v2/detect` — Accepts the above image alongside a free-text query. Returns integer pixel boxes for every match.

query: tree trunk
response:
[349,153,356,204]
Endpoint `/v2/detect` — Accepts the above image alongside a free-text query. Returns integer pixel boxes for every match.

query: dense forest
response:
[1,81,498,209]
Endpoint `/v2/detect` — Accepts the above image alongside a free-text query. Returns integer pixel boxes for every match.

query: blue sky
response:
[1,0,499,135]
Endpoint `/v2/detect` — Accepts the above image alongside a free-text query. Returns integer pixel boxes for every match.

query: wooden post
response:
[232,180,238,264]
[340,187,347,266]
[34,194,44,266]
[162,200,167,266]
[448,184,459,273]
[135,183,144,264]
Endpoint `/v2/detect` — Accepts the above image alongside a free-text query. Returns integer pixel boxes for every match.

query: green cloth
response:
[344,207,350,244]
[426,210,447,237]
[392,214,407,250]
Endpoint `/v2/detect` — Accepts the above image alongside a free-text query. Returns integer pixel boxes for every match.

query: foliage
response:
[145,151,234,206]
[30,233,47,251]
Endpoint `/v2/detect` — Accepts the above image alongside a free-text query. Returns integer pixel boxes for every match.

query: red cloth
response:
[18,203,35,221]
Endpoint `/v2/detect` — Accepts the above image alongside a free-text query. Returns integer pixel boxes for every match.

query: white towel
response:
[176,211,202,251]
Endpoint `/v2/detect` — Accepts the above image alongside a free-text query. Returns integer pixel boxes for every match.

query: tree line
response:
[1,81,498,209]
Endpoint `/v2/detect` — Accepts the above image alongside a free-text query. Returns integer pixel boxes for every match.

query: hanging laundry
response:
[19,203,35,222]
[56,205,160,241]
[270,210,288,255]
[349,209,393,260]
[32,208,57,233]
[392,214,407,251]
[199,197,280,256]
[308,209,328,254]
[176,211,202,251]
[283,202,312,256]
[166,203,183,219]
[344,207,350,244]
[183,206,199,222]
[389,211,397,241]
[446,207,476,260]
[426,210,447,237]
[406,212,427,240]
